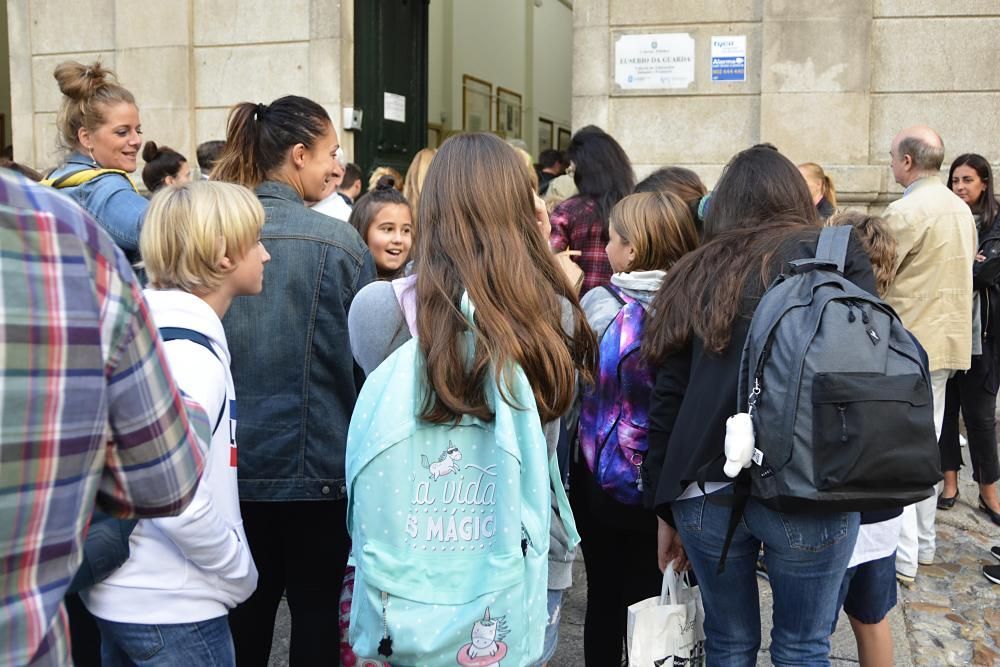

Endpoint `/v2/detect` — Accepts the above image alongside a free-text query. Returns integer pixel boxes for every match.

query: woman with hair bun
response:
[212,95,376,665]
[141,142,191,192]
[44,60,147,263]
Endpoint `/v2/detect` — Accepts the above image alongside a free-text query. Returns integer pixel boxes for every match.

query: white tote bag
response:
[626,563,706,666]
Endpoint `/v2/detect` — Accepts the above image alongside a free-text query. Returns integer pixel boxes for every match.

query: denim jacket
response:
[47,153,147,262]
[224,181,376,501]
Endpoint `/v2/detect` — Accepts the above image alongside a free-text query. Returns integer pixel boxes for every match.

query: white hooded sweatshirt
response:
[83,289,258,623]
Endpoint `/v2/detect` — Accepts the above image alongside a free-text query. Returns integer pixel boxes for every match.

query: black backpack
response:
[737,225,941,512]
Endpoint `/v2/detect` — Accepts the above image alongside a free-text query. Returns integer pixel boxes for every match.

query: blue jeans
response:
[96,615,235,666]
[672,488,859,667]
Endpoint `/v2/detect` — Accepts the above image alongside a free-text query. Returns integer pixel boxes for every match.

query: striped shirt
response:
[0,170,207,666]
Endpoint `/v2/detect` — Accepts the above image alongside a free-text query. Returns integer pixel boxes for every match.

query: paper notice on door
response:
[384,93,406,123]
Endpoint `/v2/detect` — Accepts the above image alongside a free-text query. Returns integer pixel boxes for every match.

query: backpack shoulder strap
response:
[41,168,140,193]
[159,327,227,434]
[814,225,851,273]
[391,274,418,337]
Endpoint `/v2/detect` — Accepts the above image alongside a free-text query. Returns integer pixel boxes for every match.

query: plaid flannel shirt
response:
[549,195,614,295]
[0,170,207,666]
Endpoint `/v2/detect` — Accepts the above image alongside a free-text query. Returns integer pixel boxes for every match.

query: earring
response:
[85,146,97,165]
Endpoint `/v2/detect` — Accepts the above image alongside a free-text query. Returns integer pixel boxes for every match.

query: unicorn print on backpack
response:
[456,608,510,666]
[421,444,463,480]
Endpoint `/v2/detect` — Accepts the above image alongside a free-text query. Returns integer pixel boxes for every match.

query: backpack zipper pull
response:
[846,302,856,323]
[378,591,393,657]
[837,405,848,442]
[859,305,870,325]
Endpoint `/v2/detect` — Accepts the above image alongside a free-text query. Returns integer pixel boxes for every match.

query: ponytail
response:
[823,174,837,208]
[212,95,332,189]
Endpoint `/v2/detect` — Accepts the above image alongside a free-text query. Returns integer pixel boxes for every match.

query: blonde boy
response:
[82,181,270,666]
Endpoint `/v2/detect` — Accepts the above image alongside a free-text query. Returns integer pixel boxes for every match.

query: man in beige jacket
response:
[883,125,977,584]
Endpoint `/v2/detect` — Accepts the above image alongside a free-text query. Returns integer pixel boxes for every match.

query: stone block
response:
[138,108,194,166]
[195,107,231,147]
[869,93,1000,166]
[760,92,869,165]
[308,38,342,106]
[32,52,117,114]
[824,165,884,198]
[874,0,1000,17]
[571,95,609,132]
[766,0,871,19]
[574,0,609,27]
[195,43,310,108]
[33,112,62,171]
[193,0,310,46]
[10,112,34,164]
[872,19,1000,92]
[114,0,190,48]
[310,0,342,40]
[609,0,759,26]
[572,27,609,97]
[29,0,114,54]
[7,1,33,116]
[610,25,762,96]
[608,95,759,165]
[762,18,870,93]
[116,47,190,110]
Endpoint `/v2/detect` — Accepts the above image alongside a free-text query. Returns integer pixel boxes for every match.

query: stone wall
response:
[7,0,352,173]
[573,0,1000,207]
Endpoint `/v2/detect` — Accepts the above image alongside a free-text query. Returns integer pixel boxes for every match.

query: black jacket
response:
[643,227,877,523]
[972,210,1000,391]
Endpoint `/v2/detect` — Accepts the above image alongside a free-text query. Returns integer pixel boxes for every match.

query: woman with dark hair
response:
[549,125,635,294]
[938,153,1000,525]
[141,141,191,192]
[642,147,877,665]
[348,174,412,280]
[213,95,377,665]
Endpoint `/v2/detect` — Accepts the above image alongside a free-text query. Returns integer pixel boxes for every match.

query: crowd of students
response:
[2,58,999,667]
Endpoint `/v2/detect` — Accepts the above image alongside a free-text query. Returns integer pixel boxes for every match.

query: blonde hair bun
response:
[53,60,117,101]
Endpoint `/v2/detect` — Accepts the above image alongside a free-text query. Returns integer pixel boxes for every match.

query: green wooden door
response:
[353,0,429,189]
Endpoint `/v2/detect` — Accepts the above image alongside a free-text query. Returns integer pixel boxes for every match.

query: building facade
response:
[6,0,1000,206]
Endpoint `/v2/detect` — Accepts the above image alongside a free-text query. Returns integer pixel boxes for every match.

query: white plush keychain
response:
[723,413,756,477]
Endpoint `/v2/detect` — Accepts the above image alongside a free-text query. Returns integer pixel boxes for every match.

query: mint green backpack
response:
[346,291,576,666]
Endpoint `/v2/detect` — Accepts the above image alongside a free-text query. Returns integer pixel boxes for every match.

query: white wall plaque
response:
[614,33,695,90]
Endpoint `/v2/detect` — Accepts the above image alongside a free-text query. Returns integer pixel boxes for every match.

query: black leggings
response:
[570,458,662,666]
[229,500,350,667]
[939,362,1000,485]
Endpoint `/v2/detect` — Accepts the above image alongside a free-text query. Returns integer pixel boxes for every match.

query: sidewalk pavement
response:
[269,467,999,666]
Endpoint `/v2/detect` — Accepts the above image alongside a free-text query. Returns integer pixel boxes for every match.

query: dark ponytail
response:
[212,95,332,189]
[348,175,411,242]
[141,141,187,192]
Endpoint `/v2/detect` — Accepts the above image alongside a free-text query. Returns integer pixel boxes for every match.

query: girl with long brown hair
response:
[642,146,877,665]
[347,132,596,666]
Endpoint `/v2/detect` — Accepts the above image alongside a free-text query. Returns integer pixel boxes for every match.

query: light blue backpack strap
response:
[550,453,581,549]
